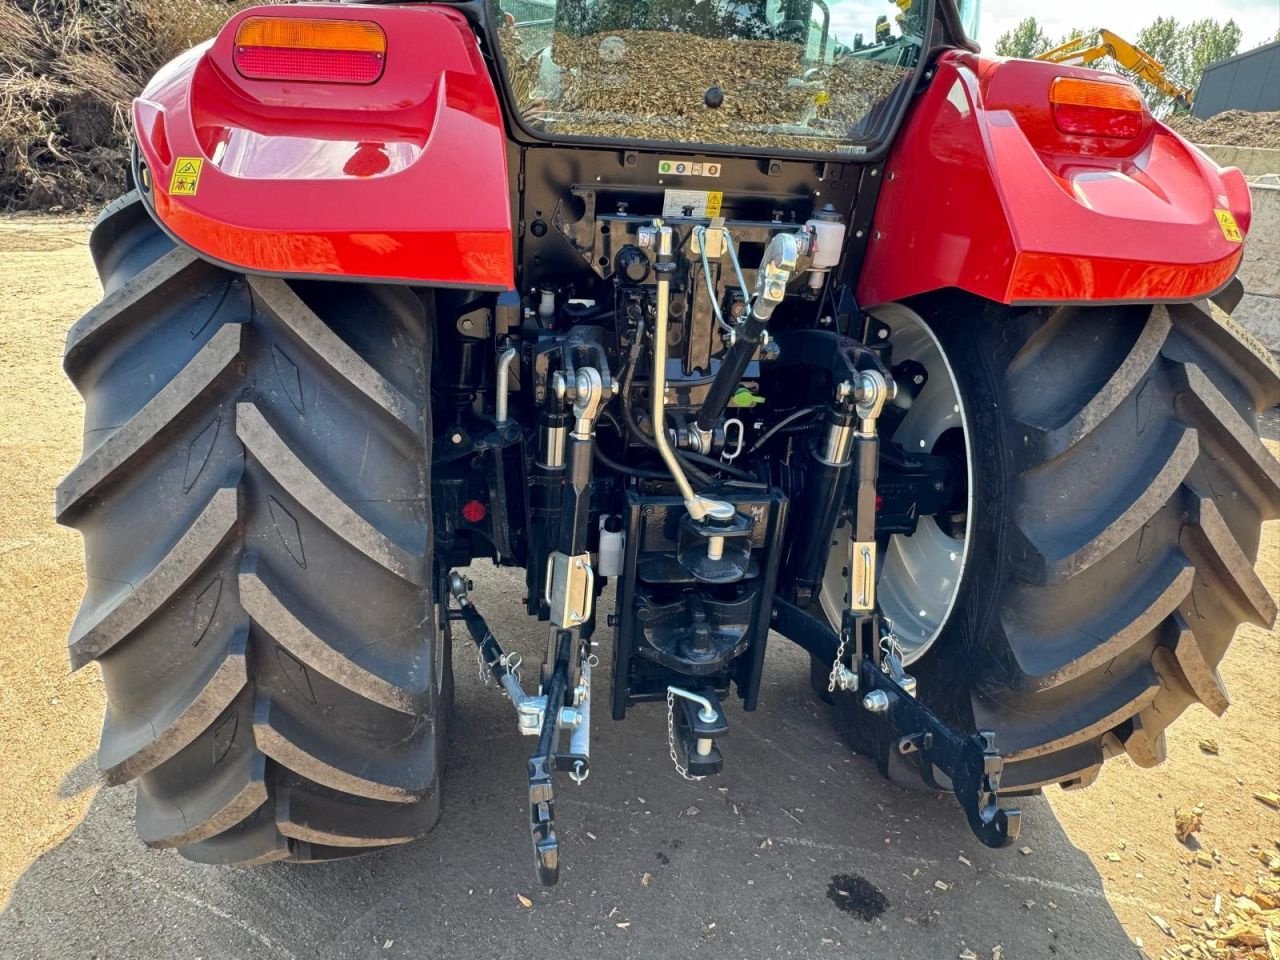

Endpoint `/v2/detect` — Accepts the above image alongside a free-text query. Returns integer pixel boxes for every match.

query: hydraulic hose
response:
[649,223,735,527]
[694,314,768,434]
[694,230,803,434]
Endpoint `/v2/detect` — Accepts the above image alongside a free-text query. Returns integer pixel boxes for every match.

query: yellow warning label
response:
[170,157,204,197]
[705,191,723,217]
[1214,208,1242,243]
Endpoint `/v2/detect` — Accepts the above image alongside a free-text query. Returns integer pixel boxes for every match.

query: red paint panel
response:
[133,4,513,288]
[858,54,1251,307]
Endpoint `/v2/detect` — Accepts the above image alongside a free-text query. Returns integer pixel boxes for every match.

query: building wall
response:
[1193,42,1280,119]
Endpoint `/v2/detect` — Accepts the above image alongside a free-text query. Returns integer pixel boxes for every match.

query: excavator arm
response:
[1037,29,1194,109]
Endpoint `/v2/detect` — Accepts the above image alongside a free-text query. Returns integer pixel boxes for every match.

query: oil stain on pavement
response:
[826,873,888,921]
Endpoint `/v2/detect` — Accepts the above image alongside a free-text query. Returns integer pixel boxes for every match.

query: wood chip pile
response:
[500,28,909,151]
[1149,847,1280,960]
[1166,111,1280,151]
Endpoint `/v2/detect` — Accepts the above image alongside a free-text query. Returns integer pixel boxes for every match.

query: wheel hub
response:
[819,304,973,664]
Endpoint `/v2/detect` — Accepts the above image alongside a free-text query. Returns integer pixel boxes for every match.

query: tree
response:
[1182,18,1242,81]
[994,17,1048,59]
[1133,17,1241,115]
[1135,16,1180,73]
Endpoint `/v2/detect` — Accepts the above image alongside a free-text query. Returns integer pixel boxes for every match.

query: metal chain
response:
[827,627,851,693]
[830,534,859,693]
[666,689,705,782]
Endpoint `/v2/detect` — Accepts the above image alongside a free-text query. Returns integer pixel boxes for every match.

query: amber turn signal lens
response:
[1050,76,1146,139]
[233,17,387,84]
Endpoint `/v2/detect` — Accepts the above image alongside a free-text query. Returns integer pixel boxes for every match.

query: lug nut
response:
[862,690,890,714]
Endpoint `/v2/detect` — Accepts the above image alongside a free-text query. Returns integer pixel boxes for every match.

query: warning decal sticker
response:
[1214,208,1242,243]
[661,189,723,219]
[170,158,204,197]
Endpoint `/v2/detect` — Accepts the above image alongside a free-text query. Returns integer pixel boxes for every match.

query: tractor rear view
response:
[56,0,1279,879]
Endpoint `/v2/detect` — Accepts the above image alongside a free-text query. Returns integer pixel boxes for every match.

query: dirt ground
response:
[1167,111,1280,150]
[0,215,105,892]
[0,215,1276,959]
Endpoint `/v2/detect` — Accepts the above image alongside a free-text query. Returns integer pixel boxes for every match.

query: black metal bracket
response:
[772,600,1021,850]
[857,659,1021,849]
[529,631,571,886]
[672,688,728,777]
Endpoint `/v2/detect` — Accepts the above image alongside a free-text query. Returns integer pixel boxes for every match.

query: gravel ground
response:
[0,215,1275,960]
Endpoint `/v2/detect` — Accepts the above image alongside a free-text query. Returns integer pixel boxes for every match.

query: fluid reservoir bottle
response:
[805,204,846,291]
[598,515,624,578]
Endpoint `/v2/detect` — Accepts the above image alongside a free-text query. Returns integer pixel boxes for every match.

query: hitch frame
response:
[772,599,1021,849]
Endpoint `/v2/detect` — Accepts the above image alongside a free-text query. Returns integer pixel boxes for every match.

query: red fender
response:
[132,3,513,289]
[857,52,1251,307]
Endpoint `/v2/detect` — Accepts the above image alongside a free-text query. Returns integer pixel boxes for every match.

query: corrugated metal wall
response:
[1193,41,1280,118]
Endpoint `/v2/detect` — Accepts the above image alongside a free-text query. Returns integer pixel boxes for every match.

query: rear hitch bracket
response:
[858,658,1021,849]
[774,598,1020,849]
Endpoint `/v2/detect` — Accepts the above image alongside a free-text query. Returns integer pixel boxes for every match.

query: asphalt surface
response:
[1,564,1139,960]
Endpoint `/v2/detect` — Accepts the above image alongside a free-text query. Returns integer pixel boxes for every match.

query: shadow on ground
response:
[1,567,1138,960]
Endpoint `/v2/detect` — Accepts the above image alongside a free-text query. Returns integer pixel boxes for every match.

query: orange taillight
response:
[1050,76,1146,139]
[233,17,387,84]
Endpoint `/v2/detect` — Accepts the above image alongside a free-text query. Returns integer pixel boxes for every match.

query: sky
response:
[971,0,1280,52]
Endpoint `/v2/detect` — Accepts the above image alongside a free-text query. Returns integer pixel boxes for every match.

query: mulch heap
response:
[0,0,243,211]
[0,4,145,210]
[1166,110,1280,150]
[501,29,909,152]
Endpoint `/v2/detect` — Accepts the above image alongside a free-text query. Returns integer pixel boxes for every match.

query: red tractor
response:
[58,0,1278,881]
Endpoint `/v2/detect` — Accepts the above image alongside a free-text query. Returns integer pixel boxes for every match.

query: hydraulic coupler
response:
[694,228,810,435]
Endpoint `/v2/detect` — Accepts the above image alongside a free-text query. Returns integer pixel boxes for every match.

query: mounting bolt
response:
[449,432,464,445]
[862,690,890,714]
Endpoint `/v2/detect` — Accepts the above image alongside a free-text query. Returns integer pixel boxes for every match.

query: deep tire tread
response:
[59,195,441,865]
[871,295,1279,790]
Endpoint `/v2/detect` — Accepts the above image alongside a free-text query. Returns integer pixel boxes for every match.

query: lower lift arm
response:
[449,363,608,886]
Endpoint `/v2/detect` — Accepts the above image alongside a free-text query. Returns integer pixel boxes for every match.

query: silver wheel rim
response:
[818,303,973,665]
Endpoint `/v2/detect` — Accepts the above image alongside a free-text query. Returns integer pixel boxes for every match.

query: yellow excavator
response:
[1037,29,1195,111]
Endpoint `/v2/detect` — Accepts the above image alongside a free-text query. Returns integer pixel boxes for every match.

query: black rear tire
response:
[58,193,447,864]
[835,294,1280,792]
